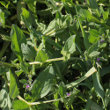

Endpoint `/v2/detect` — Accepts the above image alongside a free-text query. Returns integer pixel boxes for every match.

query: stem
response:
[0,61,19,68]
[17,95,69,106]
[29,57,82,65]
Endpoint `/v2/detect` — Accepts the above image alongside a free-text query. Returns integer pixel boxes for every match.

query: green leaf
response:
[65,89,79,107]
[46,37,62,49]
[87,42,99,57]
[0,84,12,110]
[75,8,91,49]
[66,67,97,88]
[89,51,100,58]
[88,0,98,9]
[0,1,10,9]
[0,9,5,27]
[21,8,34,29]
[0,66,9,76]
[61,35,76,58]
[43,19,56,35]
[89,29,100,43]
[36,50,48,62]
[21,43,36,61]
[104,89,110,107]
[17,1,26,21]
[31,66,55,100]
[103,11,109,21]
[9,69,19,99]
[12,100,30,110]
[58,82,67,98]
[86,99,103,110]
[11,25,26,62]
[92,72,105,98]
[24,0,36,13]
[100,65,110,77]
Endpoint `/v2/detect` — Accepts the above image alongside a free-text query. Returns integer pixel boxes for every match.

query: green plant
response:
[0,0,110,110]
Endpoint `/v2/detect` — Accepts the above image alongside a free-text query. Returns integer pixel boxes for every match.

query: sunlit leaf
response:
[9,69,19,99]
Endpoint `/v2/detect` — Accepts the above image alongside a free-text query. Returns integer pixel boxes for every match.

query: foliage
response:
[0,0,110,110]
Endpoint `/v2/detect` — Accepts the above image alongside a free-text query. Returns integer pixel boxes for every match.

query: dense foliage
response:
[0,0,110,110]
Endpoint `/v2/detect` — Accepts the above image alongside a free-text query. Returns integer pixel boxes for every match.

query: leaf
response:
[89,51,100,58]
[17,1,26,21]
[104,89,110,107]
[88,0,98,9]
[21,43,36,61]
[92,72,105,98]
[75,8,91,49]
[11,25,26,62]
[0,66,9,76]
[86,99,103,110]
[43,19,56,35]
[100,65,110,77]
[9,69,19,99]
[0,84,12,110]
[46,37,62,49]
[35,50,48,62]
[61,35,76,58]
[12,100,30,110]
[65,89,79,107]
[31,66,55,100]
[66,67,97,88]
[24,0,36,13]
[0,9,5,27]
[103,11,109,21]
[21,8,34,29]
[87,42,99,57]
[58,82,67,97]
[89,29,100,43]
[0,1,10,9]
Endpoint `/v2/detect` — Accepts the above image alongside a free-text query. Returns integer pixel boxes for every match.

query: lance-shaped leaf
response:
[61,35,76,58]
[92,72,105,99]
[21,8,34,29]
[31,66,55,100]
[0,9,5,27]
[9,70,19,99]
[11,25,26,62]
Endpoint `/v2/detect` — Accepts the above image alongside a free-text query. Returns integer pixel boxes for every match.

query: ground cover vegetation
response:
[0,0,110,110]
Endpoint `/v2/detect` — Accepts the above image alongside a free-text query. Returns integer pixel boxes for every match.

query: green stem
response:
[0,61,19,68]
[29,57,82,65]
[17,94,70,106]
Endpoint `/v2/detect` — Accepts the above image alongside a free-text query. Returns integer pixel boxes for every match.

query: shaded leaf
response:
[86,99,103,110]
[61,35,76,58]
[31,66,55,100]
[21,43,36,61]
[92,72,105,98]
[87,42,99,57]
[88,0,98,9]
